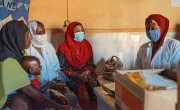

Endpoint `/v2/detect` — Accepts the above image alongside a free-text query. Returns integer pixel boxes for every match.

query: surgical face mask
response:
[74,32,85,42]
[32,33,47,45]
[146,29,160,42]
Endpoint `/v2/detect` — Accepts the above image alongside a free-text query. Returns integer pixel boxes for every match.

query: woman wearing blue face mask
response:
[57,21,100,110]
[135,14,180,72]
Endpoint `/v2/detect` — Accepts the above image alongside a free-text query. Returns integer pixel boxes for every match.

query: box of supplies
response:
[115,69,177,110]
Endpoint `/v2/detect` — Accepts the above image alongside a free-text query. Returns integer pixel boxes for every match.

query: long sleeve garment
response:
[27,43,68,83]
[135,37,180,72]
[0,58,30,108]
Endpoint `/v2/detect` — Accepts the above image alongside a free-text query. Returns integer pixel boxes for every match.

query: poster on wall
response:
[0,0,30,29]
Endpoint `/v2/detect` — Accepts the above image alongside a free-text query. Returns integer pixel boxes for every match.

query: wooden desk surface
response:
[94,87,120,110]
[97,74,113,85]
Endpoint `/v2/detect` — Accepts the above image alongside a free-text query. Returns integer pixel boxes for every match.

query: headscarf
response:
[58,21,93,67]
[0,20,29,63]
[27,20,68,82]
[28,20,47,47]
[146,14,169,59]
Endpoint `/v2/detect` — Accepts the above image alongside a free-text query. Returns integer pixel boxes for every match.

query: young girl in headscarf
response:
[57,21,100,110]
[27,20,82,110]
[135,14,180,71]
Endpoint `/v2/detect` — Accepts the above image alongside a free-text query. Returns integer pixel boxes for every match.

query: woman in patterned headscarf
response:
[135,14,180,71]
[57,21,100,110]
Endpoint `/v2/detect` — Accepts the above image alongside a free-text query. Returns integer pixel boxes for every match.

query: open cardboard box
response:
[115,69,177,110]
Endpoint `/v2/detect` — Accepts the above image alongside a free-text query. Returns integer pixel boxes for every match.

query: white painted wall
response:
[47,32,180,73]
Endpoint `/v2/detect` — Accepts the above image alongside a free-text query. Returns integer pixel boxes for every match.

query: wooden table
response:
[97,74,113,85]
[94,87,121,110]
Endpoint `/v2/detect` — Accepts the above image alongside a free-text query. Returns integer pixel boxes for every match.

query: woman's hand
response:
[48,81,57,89]
[20,85,72,110]
[59,95,69,105]
[50,89,69,105]
[77,74,88,83]
[68,71,92,83]
[56,83,66,89]
[78,70,91,82]
[56,83,67,93]
[49,81,66,90]
[56,95,69,105]
[81,70,91,79]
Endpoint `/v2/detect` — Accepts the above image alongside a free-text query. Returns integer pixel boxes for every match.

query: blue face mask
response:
[146,29,160,42]
[74,32,85,42]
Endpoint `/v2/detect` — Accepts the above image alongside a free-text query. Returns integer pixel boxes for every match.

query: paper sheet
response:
[140,73,177,89]
[103,83,115,91]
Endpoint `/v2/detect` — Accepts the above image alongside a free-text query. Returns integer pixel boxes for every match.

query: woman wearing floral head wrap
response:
[57,21,100,110]
[135,14,180,71]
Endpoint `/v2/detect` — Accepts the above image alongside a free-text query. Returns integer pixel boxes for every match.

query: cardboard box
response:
[115,69,177,110]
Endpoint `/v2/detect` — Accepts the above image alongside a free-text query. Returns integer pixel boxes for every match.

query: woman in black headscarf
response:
[0,20,72,110]
[0,20,30,62]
